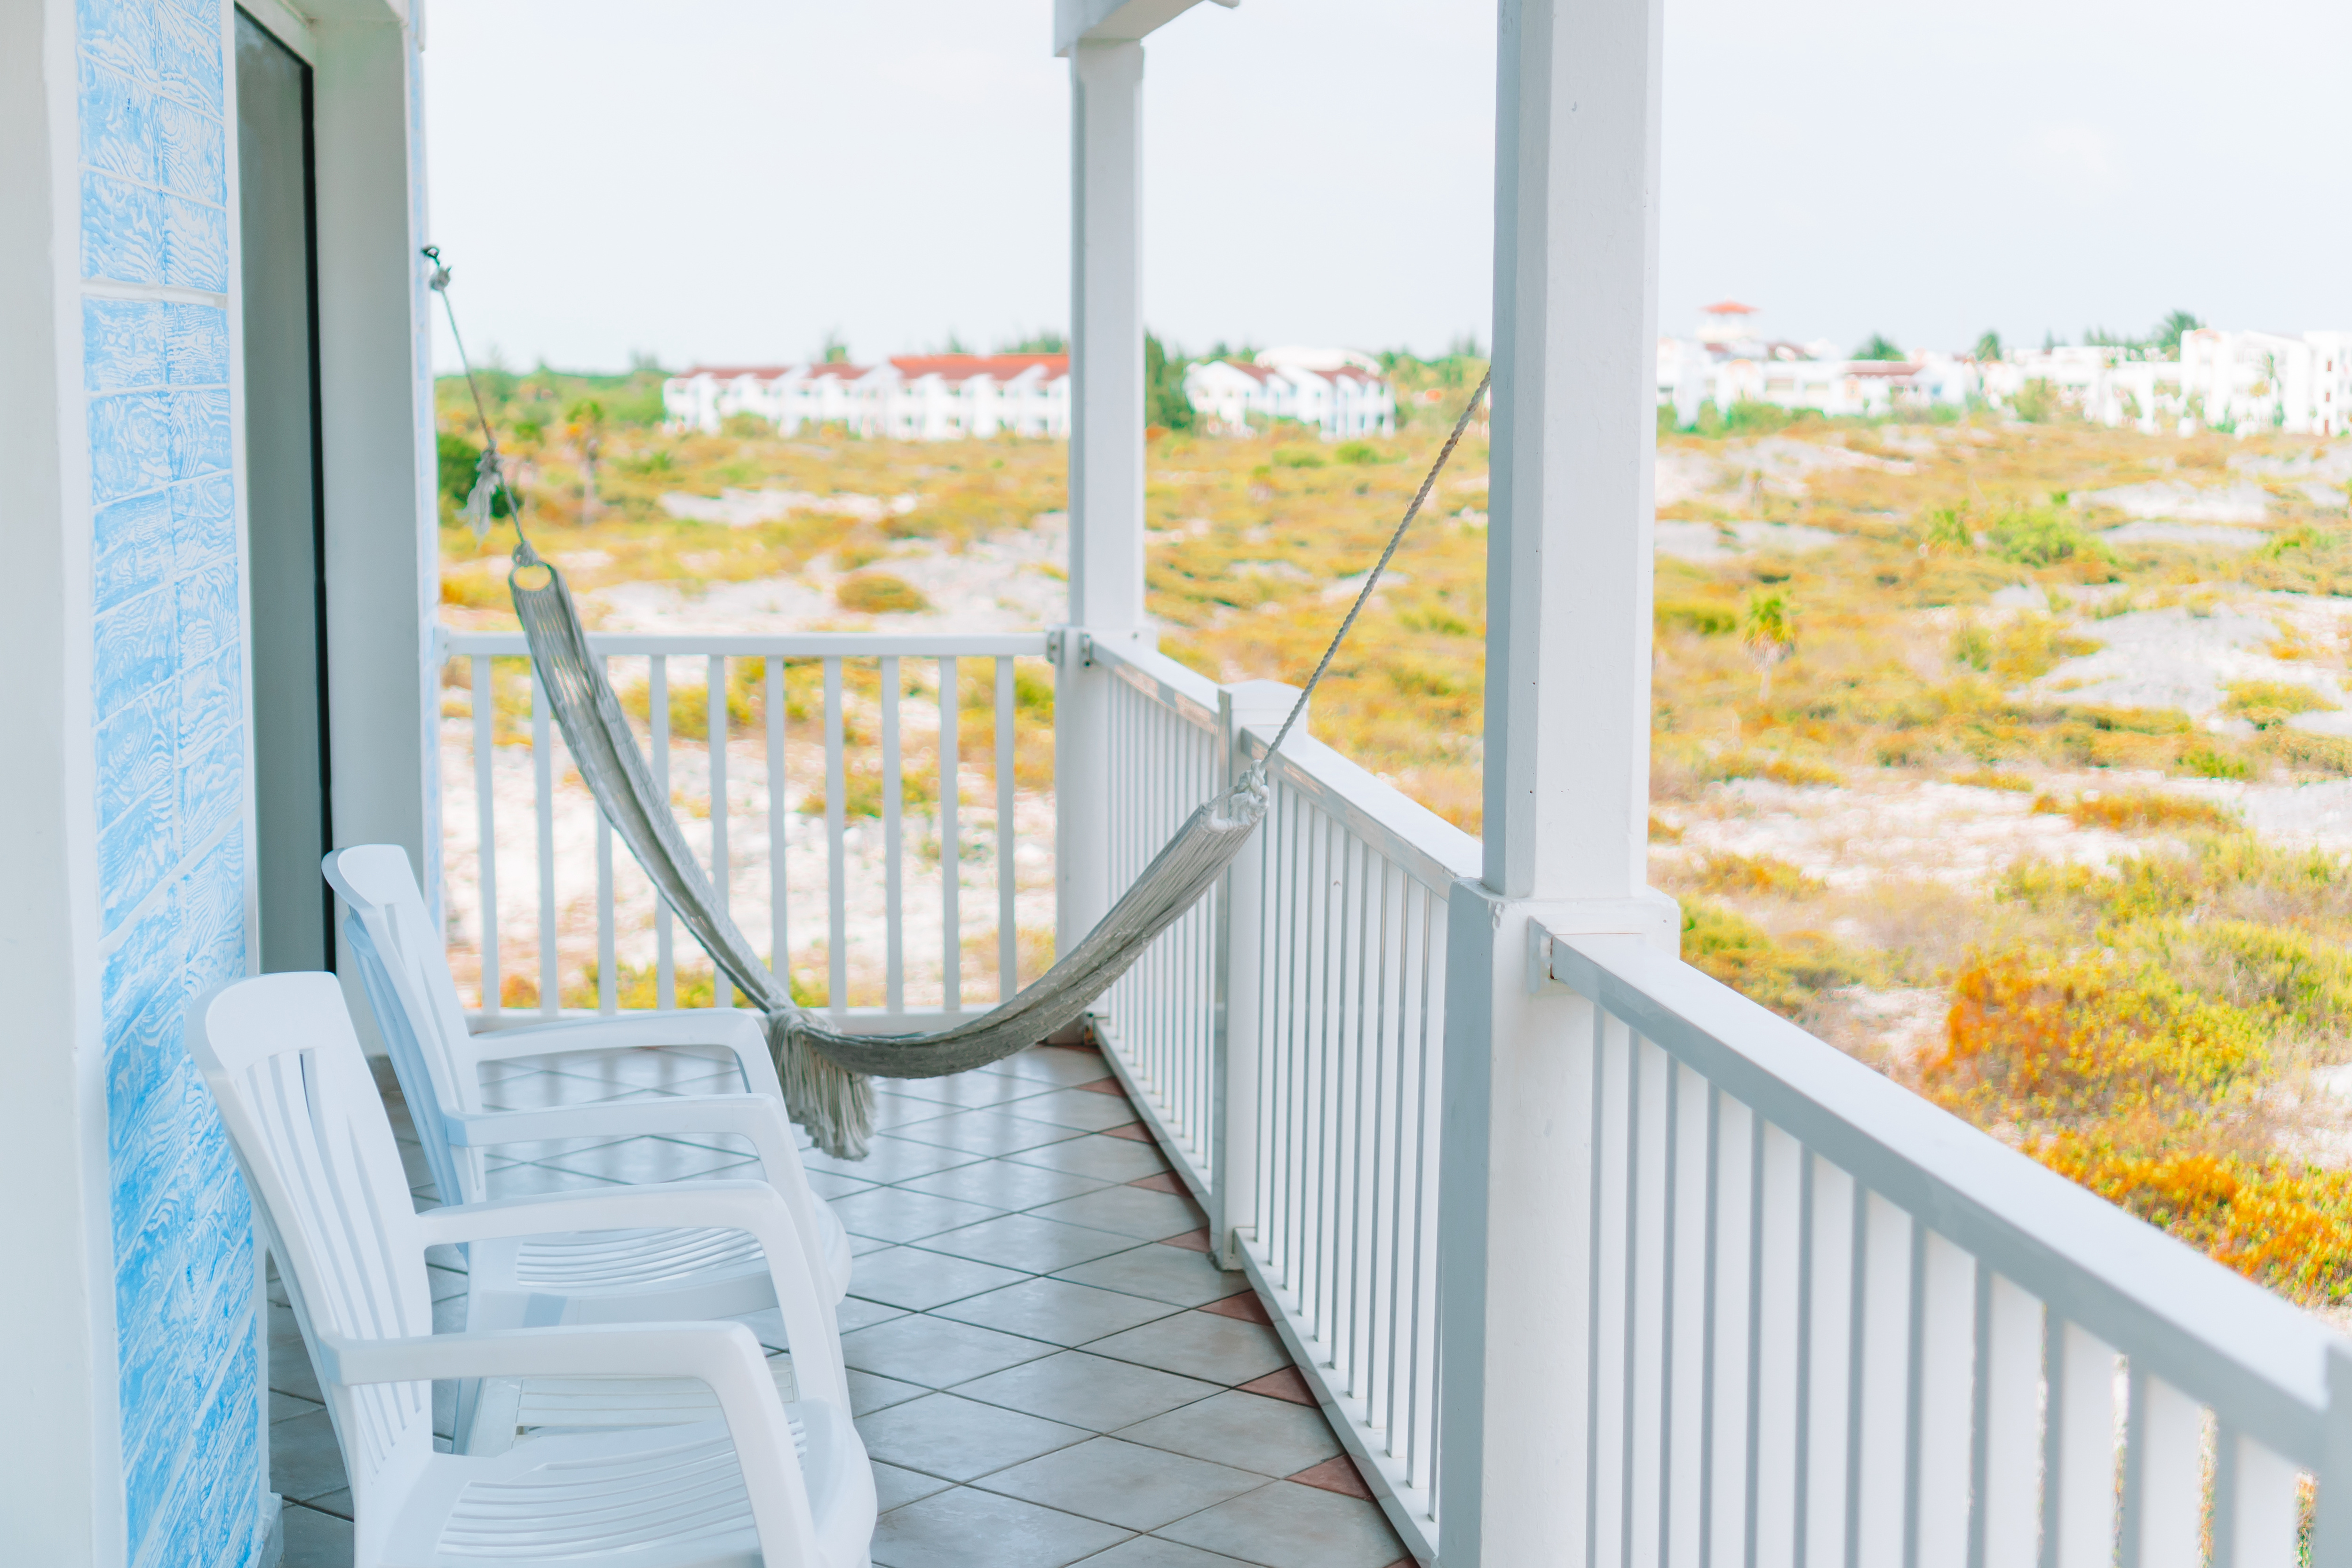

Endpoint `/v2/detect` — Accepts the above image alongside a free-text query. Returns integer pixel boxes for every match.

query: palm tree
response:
[1743,589,1797,700]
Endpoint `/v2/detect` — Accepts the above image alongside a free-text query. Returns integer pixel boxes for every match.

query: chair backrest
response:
[187,973,436,1530]
[323,844,488,1207]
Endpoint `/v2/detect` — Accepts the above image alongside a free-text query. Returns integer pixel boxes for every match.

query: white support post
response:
[0,8,113,1554]
[311,4,436,1042]
[1056,38,1148,953]
[1438,1,1677,1562]
[1213,680,1298,1269]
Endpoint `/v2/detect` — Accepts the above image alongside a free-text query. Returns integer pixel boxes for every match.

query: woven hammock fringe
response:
[766,1015,875,1162]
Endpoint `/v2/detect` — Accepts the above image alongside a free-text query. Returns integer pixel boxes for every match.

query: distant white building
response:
[1181,348,1395,439]
[875,355,1071,440]
[1655,302,2352,436]
[662,354,1070,440]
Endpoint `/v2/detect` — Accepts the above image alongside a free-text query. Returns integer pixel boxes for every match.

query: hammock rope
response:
[427,247,1488,1157]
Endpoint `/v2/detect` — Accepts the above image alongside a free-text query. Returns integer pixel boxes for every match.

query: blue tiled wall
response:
[79,1,263,1565]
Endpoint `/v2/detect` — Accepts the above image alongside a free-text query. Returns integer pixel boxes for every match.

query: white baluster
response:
[472,654,500,1017]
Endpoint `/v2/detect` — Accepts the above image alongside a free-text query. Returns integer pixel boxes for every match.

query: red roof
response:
[1700,301,1759,316]
[806,363,869,381]
[889,353,1069,383]
[676,365,799,380]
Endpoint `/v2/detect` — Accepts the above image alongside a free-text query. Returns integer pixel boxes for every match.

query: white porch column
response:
[1055,38,1147,950]
[0,6,113,1554]
[1438,0,1677,1560]
[309,3,437,1047]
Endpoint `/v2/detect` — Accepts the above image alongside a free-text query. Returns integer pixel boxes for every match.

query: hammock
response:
[429,242,1486,1158]
[509,541,1269,1157]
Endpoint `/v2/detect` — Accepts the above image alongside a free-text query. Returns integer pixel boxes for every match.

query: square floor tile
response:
[980,1436,1265,1531]
[850,1369,931,1417]
[873,1460,954,1512]
[844,1313,1056,1388]
[851,1233,898,1258]
[893,1109,1090,1157]
[847,1246,1027,1311]
[882,1072,1049,1111]
[873,1086,952,1116]
[1157,1480,1406,1568]
[278,1501,354,1568]
[537,1135,755,1184]
[951,1350,1220,1432]
[832,1186,1005,1243]
[1054,1245,1251,1308]
[803,1135,988,1185]
[269,1341,323,1404]
[1116,1390,1343,1478]
[897,1160,1112,1212]
[269,1409,348,1502]
[935,1277,1183,1347]
[1084,1313,1290,1387]
[1081,1539,1257,1568]
[1008,1134,1170,1183]
[1011,1086,1151,1132]
[269,1390,322,1425]
[801,1168,878,1202]
[872,1484,1128,1568]
[987,1046,1117,1087]
[835,1296,909,1334]
[920,1213,1138,1274]
[856,1393,1089,1483]
[1032,1186,1204,1242]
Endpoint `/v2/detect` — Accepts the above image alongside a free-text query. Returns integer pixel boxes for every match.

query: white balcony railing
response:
[439,629,1052,1031]
[1531,931,2332,1568]
[437,622,2352,1566]
[1081,636,2348,1567]
[1081,638,1472,1560]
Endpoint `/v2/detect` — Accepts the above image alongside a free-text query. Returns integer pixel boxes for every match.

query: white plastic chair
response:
[191,972,875,1568]
[325,845,850,1449]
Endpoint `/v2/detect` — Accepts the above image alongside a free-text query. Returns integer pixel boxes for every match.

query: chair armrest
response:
[469,1010,784,1099]
[412,1180,782,1248]
[320,1321,824,1558]
[413,1182,849,1409]
[320,1319,768,1388]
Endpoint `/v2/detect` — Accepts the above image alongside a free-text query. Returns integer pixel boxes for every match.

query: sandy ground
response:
[448,444,2352,1021]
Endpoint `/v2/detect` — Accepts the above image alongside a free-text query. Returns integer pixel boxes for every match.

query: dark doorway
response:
[235,10,333,972]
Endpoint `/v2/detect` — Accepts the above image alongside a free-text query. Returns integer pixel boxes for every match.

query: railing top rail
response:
[441,629,1052,658]
[1240,725,1480,892]
[1088,637,1220,732]
[1549,929,2344,1465]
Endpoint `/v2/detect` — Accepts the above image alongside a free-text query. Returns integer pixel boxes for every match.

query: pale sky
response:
[421,0,2352,373]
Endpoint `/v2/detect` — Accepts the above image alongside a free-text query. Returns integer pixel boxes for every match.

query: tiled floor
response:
[270,1033,1411,1568]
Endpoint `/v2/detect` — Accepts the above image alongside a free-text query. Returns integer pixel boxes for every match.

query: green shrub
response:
[1987,507,2105,567]
[1335,440,1382,466]
[1657,599,1738,636]
[1271,446,1327,470]
[836,573,929,614]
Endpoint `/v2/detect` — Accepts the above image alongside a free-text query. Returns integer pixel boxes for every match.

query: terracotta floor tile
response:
[1127,1171,1188,1195]
[1198,1291,1271,1325]
[1074,1078,1128,1096]
[1238,1368,1317,1406]
[1103,1123,1154,1141]
[1288,1455,1376,1500]
[1159,1229,1214,1253]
